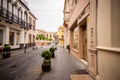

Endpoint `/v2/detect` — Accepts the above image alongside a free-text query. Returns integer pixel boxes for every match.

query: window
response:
[29,17,32,29]
[8,0,12,12]
[111,0,120,47]
[8,1,12,19]
[21,11,22,21]
[24,12,27,27]
[73,27,78,50]
[3,0,7,9]
[29,34,31,43]
[18,8,22,23]
[75,0,77,4]
[0,0,1,8]
[33,20,35,30]
[13,5,18,22]
[9,31,14,46]
[2,0,7,15]
[16,33,20,45]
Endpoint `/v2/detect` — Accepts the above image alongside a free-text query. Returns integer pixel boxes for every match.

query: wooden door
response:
[83,26,87,61]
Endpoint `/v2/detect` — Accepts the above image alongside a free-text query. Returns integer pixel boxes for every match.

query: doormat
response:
[75,69,88,74]
[70,75,93,80]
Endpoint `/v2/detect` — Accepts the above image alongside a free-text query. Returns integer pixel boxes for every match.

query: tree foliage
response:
[36,34,45,40]
[36,34,53,41]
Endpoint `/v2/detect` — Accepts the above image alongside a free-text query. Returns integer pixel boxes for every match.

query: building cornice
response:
[29,11,37,20]
[18,0,29,10]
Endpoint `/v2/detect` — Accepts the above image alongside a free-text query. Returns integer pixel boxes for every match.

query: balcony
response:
[0,6,31,30]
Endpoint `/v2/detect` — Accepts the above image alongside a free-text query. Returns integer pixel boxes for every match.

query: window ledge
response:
[96,46,120,53]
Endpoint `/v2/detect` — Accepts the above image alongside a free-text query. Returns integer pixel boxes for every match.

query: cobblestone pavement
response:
[0,46,86,80]
[0,47,44,80]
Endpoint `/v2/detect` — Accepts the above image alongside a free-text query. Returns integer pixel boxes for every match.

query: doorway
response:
[0,29,3,45]
[82,25,87,60]
[80,22,87,61]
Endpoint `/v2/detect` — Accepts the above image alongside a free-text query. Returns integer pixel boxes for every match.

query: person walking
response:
[0,43,3,54]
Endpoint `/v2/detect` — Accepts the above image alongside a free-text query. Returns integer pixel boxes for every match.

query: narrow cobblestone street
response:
[0,46,87,80]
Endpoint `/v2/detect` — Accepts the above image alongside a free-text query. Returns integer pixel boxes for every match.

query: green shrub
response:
[41,50,51,60]
[49,47,55,53]
[3,45,11,52]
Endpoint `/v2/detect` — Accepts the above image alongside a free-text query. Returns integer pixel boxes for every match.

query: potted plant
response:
[49,47,55,58]
[41,50,52,72]
[2,45,11,59]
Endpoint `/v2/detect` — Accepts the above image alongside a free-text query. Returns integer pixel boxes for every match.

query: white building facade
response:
[0,0,37,49]
[28,12,37,47]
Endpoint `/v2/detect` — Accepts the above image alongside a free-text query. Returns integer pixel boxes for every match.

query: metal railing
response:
[0,6,31,30]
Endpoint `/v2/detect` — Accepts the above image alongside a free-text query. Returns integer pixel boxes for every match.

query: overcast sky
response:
[26,0,65,32]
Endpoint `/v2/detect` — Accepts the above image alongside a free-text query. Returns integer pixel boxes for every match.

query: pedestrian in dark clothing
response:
[0,43,3,54]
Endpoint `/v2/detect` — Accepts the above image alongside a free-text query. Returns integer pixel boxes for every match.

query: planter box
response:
[42,63,51,72]
[51,53,55,58]
[2,52,11,59]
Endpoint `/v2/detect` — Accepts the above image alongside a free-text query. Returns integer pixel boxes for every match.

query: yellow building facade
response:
[57,26,64,47]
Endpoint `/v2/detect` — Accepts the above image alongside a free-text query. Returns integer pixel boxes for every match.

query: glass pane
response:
[74,27,78,50]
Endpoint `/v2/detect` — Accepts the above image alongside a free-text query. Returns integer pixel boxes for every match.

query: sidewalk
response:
[39,47,93,80]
